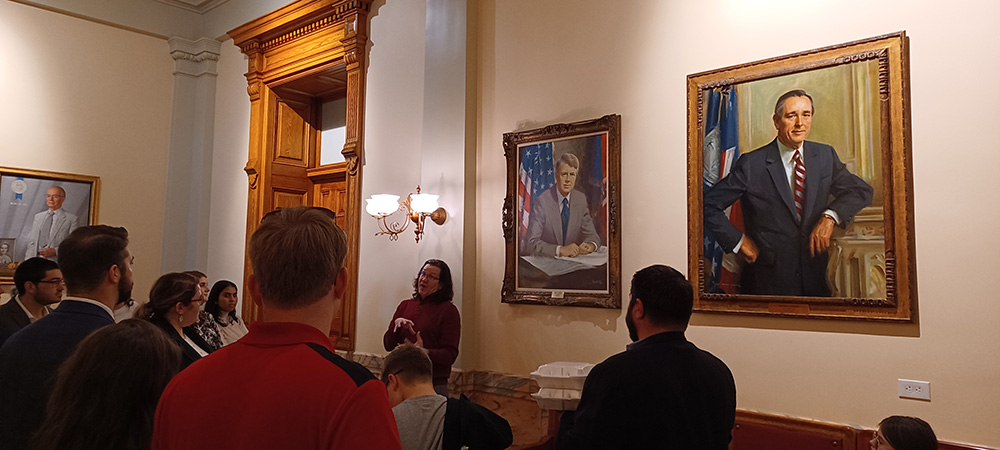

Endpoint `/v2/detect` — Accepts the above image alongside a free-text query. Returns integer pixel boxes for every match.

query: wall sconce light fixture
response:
[365,185,447,243]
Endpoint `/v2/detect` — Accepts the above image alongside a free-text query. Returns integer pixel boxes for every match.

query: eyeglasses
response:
[36,278,65,286]
[419,272,440,282]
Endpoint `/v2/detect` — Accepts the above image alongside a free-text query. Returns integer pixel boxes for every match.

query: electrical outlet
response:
[898,379,930,400]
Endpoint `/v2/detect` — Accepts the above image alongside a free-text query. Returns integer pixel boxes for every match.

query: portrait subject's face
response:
[45,187,66,211]
[556,162,578,197]
[0,243,7,254]
[773,95,813,149]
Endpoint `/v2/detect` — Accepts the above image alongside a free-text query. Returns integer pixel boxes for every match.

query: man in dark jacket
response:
[0,226,132,450]
[0,257,63,348]
[558,265,737,449]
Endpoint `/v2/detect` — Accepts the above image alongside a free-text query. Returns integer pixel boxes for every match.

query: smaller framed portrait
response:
[501,114,622,308]
[0,167,101,281]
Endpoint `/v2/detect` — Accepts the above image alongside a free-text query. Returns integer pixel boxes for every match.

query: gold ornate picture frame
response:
[502,114,622,308]
[687,32,915,320]
[0,167,101,282]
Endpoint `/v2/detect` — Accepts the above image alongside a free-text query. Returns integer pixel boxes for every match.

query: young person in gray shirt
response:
[383,343,512,450]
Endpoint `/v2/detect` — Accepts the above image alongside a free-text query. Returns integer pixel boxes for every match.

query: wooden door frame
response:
[228,0,372,351]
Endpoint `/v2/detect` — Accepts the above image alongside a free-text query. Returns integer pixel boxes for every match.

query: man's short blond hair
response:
[556,152,580,171]
[249,207,347,309]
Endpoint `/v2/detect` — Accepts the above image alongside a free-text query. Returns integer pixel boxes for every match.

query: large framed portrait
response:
[502,114,622,308]
[0,167,101,281]
[687,32,915,321]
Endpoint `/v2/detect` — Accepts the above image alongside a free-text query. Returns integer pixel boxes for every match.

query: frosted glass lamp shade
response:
[409,193,439,214]
[365,194,400,216]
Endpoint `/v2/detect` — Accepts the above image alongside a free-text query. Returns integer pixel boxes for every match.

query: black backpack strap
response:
[304,342,376,387]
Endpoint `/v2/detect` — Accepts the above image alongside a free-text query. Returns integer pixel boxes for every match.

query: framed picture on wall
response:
[501,114,622,308]
[0,167,101,282]
[686,32,915,320]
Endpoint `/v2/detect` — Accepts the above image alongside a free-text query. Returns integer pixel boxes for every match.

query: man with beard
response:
[0,258,64,347]
[0,225,132,450]
[557,265,736,450]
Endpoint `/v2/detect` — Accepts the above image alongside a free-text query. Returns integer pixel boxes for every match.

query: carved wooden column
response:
[334,8,366,351]
[229,0,373,350]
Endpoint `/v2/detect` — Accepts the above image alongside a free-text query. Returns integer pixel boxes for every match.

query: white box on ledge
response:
[531,388,582,411]
[530,361,594,390]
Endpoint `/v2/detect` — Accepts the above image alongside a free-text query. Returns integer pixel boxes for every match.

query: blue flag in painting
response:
[703,87,741,293]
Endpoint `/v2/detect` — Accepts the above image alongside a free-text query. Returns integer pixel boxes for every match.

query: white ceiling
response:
[11,0,290,40]
[152,0,232,14]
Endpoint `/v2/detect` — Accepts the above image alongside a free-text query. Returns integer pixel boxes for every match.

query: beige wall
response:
[473,0,1000,445]
[205,39,250,308]
[0,1,174,302]
[6,0,1000,445]
[354,0,470,371]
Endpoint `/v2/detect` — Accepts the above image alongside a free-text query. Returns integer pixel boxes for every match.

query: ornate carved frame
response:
[687,32,915,321]
[228,0,372,349]
[501,114,622,308]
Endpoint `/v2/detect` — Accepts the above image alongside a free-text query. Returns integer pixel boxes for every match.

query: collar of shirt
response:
[559,191,571,203]
[776,139,803,188]
[241,321,336,350]
[62,296,115,319]
[14,297,48,321]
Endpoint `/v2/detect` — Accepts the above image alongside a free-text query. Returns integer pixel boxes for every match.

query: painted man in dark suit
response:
[0,258,63,348]
[704,90,873,296]
[558,265,736,449]
[522,153,601,258]
[0,225,133,450]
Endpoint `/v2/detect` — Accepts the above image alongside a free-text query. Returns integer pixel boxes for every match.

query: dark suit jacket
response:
[557,332,736,449]
[0,299,114,450]
[522,187,601,256]
[0,299,31,349]
[150,316,213,370]
[704,139,873,296]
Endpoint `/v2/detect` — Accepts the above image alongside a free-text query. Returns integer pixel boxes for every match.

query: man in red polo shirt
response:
[152,207,401,450]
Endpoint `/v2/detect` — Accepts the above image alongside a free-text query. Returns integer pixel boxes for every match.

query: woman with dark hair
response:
[205,280,248,346]
[383,259,460,395]
[184,270,223,351]
[871,416,937,450]
[31,319,181,450]
[137,272,215,370]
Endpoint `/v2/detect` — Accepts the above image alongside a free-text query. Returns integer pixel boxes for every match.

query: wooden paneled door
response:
[229,0,372,351]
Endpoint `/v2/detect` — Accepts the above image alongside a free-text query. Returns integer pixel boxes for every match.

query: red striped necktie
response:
[793,150,805,222]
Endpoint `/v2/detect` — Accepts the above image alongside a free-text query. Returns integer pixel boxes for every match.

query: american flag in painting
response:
[518,142,555,235]
[704,87,743,293]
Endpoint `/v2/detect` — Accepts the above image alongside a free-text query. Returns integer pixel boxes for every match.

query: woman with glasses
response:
[870,416,937,450]
[205,280,248,346]
[136,272,214,370]
[383,259,460,395]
